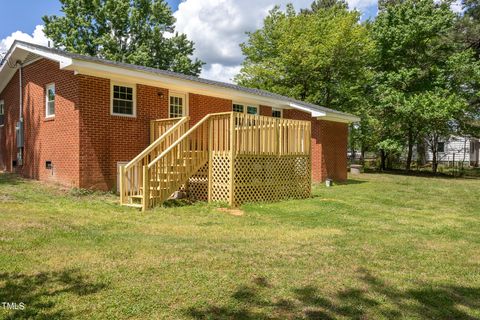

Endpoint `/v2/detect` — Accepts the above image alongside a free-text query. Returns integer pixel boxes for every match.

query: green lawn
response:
[0,173,479,319]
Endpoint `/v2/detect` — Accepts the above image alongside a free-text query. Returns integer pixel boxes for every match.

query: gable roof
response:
[0,40,359,123]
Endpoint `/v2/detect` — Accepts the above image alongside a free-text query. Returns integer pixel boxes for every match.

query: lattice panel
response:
[211,154,231,202]
[232,155,311,206]
[188,162,209,201]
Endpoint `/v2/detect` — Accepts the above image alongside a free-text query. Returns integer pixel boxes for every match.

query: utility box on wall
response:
[15,120,24,148]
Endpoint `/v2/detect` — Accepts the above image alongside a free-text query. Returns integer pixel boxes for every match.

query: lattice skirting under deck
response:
[187,154,311,206]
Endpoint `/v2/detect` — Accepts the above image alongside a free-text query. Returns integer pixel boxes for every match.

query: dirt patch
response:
[217,208,244,216]
[0,194,14,202]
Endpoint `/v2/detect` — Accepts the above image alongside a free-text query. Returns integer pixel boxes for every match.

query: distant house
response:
[0,41,359,209]
[418,136,480,167]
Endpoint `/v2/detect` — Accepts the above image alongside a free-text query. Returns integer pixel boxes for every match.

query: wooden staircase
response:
[119,113,216,210]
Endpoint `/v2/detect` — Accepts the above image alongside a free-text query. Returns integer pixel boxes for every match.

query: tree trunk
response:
[405,129,416,171]
[406,144,414,171]
[461,137,467,170]
[406,130,414,171]
[380,150,386,171]
[430,135,439,174]
[432,151,438,173]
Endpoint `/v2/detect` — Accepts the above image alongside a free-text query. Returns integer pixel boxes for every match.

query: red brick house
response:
[0,41,359,208]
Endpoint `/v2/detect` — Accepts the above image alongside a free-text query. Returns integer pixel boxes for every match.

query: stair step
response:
[123,203,143,209]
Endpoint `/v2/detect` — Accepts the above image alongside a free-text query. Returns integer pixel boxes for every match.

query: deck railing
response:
[119,116,189,206]
[120,112,311,210]
[233,113,311,155]
[145,112,232,209]
[150,117,185,143]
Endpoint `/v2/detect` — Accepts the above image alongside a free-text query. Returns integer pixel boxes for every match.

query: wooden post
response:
[119,165,125,204]
[207,118,214,202]
[229,112,236,206]
[142,165,150,212]
[150,121,155,144]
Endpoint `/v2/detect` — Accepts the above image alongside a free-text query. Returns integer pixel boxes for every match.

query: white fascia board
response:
[68,59,290,108]
[0,43,73,93]
[289,103,360,123]
[288,103,326,117]
[68,58,361,123]
[15,43,73,69]
[317,114,360,123]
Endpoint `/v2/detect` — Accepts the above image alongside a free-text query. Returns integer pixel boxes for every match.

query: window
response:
[272,108,282,118]
[233,104,244,113]
[45,84,55,118]
[0,100,4,126]
[169,93,187,118]
[247,106,258,115]
[112,83,135,116]
[232,103,258,115]
[437,142,445,153]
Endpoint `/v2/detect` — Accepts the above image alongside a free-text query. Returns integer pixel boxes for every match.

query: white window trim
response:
[0,99,4,127]
[111,82,137,117]
[272,108,283,118]
[45,83,55,118]
[168,91,189,118]
[232,102,259,115]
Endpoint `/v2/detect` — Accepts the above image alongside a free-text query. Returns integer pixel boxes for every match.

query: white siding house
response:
[424,136,479,166]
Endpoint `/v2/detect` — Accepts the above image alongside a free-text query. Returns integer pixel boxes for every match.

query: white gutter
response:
[18,62,22,121]
[288,103,326,118]
[3,41,361,124]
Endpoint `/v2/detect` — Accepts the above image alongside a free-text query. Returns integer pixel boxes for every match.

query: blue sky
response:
[0,0,182,40]
[0,0,379,82]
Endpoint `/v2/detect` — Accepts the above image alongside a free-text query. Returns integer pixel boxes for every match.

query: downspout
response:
[16,61,24,166]
[18,61,22,121]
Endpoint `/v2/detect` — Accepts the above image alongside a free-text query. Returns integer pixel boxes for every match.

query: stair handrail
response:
[125,116,189,170]
[148,112,231,169]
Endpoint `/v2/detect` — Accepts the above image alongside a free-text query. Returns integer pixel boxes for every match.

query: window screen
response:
[46,84,55,117]
[169,95,185,118]
[112,85,134,115]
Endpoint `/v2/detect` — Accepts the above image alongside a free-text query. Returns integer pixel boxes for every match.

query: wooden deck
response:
[120,112,311,210]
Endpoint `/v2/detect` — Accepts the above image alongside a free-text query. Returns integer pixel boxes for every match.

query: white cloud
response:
[0,25,50,55]
[174,0,377,83]
[201,63,242,83]
[451,0,463,13]
[174,0,311,82]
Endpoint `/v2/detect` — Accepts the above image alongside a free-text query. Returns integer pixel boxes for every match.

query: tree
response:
[235,3,375,114]
[309,0,347,11]
[378,0,405,11]
[42,0,203,75]
[413,90,468,172]
[371,0,471,171]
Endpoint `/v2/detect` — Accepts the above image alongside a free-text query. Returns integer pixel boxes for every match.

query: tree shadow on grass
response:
[363,168,476,180]
[0,269,107,319]
[185,270,480,320]
[335,179,367,186]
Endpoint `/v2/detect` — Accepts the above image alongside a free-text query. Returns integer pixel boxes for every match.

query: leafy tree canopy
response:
[235,1,375,114]
[372,0,480,170]
[43,0,203,75]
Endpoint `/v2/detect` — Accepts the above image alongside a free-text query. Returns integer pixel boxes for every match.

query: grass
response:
[0,173,479,319]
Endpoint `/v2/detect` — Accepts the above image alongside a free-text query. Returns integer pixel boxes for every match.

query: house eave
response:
[69,59,360,123]
[0,40,360,124]
[0,41,73,94]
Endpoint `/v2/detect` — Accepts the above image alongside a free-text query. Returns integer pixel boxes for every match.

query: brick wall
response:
[78,77,170,190]
[0,71,19,172]
[284,109,348,182]
[188,93,232,125]
[0,58,348,189]
[0,59,80,186]
[260,105,272,116]
[77,84,233,190]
